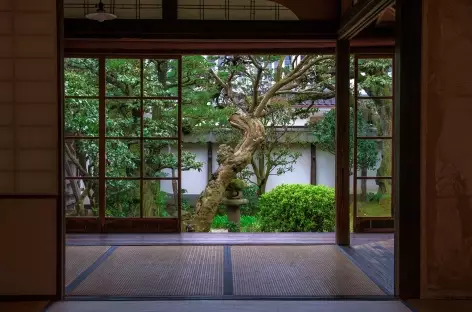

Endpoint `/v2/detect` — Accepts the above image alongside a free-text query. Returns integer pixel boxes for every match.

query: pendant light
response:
[85,0,117,22]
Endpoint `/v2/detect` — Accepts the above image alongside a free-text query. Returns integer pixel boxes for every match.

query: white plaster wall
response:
[181,143,208,194]
[174,142,382,196]
[162,143,209,194]
[316,149,335,188]
[264,145,311,191]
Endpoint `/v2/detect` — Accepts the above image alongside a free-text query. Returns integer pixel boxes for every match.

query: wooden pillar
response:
[394,0,421,300]
[335,39,351,246]
[310,144,317,185]
[163,0,178,20]
[207,142,213,182]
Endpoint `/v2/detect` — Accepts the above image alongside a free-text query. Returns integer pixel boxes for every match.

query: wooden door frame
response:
[57,5,424,303]
[64,54,183,234]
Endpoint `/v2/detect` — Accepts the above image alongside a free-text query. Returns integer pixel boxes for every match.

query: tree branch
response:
[64,143,90,177]
[254,55,332,117]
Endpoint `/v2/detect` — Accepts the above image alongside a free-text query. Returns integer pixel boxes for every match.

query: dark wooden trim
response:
[64,19,338,40]
[207,142,213,182]
[66,217,180,233]
[0,295,57,302]
[64,295,396,301]
[0,195,58,199]
[310,144,317,185]
[56,0,65,301]
[64,38,394,55]
[177,56,183,233]
[98,57,106,229]
[162,0,177,20]
[335,39,351,246]
[353,55,360,232]
[394,0,422,300]
[339,0,394,40]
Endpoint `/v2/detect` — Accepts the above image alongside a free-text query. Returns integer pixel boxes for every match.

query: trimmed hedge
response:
[259,184,335,232]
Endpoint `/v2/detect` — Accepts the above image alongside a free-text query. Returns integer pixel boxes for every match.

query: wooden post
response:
[335,39,351,246]
[163,0,177,20]
[394,0,421,300]
[310,144,317,185]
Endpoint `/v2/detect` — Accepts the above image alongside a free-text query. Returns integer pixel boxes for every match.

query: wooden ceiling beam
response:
[339,0,394,40]
[64,19,338,40]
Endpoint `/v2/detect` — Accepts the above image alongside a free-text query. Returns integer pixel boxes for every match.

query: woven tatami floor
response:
[65,245,385,297]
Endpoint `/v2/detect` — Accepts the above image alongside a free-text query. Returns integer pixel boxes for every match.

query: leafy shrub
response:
[240,185,260,216]
[211,215,262,232]
[259,184,335,232]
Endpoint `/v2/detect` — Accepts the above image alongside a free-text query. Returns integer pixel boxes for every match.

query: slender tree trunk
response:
[375,95,392,197]
[259,179,268,195]
[143,181,155,217]
[189,113,265,232]
[361,167,368,200]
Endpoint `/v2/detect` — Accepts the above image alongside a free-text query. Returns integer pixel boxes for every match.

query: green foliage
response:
[311,108,378,173]
[259,184,335,232]
[240,185,260,216]
[211,215,262,232]
[64,57,206,217]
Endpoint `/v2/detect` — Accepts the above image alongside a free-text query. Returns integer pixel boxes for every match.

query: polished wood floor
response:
[47,300,412,312]
[66,233,394,246]
[341,239,394,295]
[6,300,472,312]
[0,301,49,312]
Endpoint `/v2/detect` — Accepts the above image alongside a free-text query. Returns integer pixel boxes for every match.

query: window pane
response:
[144,140,179,178]
[64,58,99,97]
[105,59,141,97]
[106,100,141,137]
[143,59,179,97]
[105,180,140,217]
[357,99,392,137]
[357,58,393,97]
[143,180,179,218]
[65,98,99,137]
[356,178,392,218]
[64,139,99,178]
[106,139,141,177]
[177,0,298,20]
[64,1,163,19]
[357,139,392,178]
[65,178,99,217]
[144,100,178,138]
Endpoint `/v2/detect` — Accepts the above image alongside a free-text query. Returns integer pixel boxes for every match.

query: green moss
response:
[227,179,247,192]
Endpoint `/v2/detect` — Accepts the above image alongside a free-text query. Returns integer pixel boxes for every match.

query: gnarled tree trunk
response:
[188,113,265,232]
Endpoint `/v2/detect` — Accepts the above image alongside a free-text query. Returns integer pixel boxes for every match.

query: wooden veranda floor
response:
[66,232,393,246]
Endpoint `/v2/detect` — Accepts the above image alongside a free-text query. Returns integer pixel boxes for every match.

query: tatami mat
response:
[66,246,110,287]
[231,245,385,296]
[69,246,224,296]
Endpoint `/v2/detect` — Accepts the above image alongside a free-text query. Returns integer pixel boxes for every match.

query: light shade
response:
[85,1,117,22]
[85,12,117,22]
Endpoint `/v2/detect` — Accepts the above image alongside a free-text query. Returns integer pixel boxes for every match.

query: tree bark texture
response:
[189,113,265,232]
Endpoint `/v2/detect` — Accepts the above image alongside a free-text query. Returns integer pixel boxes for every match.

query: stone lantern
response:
[222,179,248,232]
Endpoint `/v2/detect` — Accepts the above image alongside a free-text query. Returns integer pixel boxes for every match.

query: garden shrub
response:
[259,184,335,232]
[240,185,260,216]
